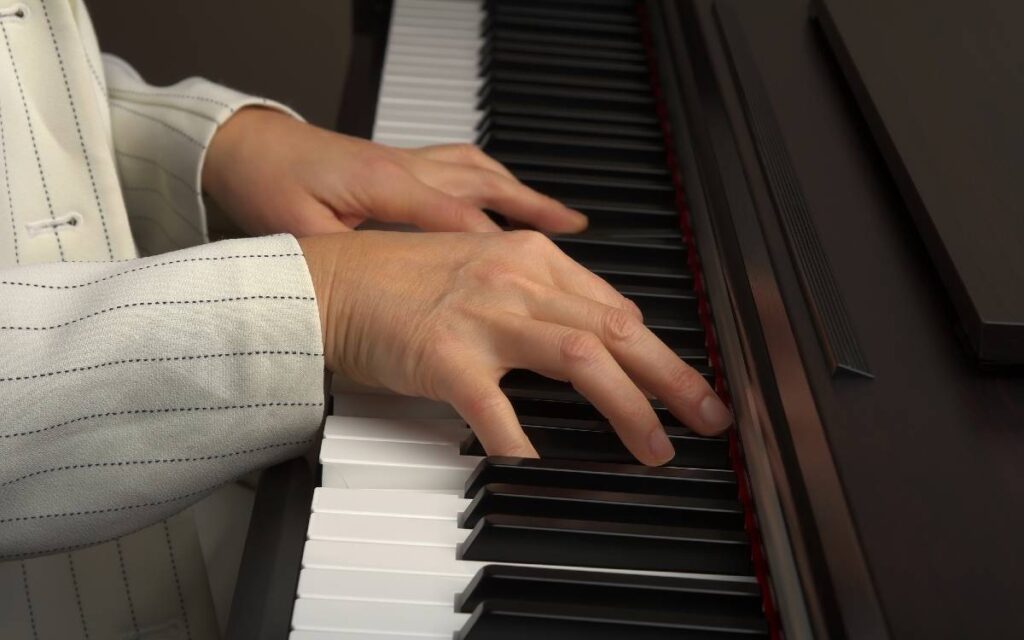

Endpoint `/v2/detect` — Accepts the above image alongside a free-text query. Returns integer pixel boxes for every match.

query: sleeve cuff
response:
[103,54,304,253]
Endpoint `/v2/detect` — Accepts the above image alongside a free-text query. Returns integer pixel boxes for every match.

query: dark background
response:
[88,0,353,129]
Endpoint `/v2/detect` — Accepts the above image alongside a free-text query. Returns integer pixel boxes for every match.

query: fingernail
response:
[648,428,675,465]
[699,395,733,434]
[570,210,589,230]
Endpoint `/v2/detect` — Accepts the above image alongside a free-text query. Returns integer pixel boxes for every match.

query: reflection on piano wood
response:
[288,0,787,638]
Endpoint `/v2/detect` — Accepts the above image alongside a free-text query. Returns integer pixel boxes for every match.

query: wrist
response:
[202,107,289,201]
[297,234,343,373]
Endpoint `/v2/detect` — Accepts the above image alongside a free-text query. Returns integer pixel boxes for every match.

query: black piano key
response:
[556,200,681,232]
[463,457,738,501]
[487,0,638,15]
[515,169,675,208]
[489,28,644,55]
[501,374,715,409]
[457,600,767,640]
[477,113,663,141]
[484,36,648,65]
[508,393,685,426]
[485,14,642,41]
[620,284,700,323]
[481,130,667,173]
[484,67,652,94]
[488,2,639,24]
[464,456,737,501]
[456,565,766,622]
[561,208,680,232]
[502,365,712,396]
[457,514,752,575]
[595,268,693,293]
[483,83,659,125]
[554,235,685,269]
[490,154,669,180]
[482,49,649,86]
[458,483,744,530]
[460,419,729,469]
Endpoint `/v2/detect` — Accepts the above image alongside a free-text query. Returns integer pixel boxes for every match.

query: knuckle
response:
[624,298,645,321]
[604,307,643,343]
[461,389,507,420]
[666,363,706,398]
[509,229,553,252]
[360,154,402,183]
[559,330,604,367]
[470,260,522,288]
[456,143,485,161]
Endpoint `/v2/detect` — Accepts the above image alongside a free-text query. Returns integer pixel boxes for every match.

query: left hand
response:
[201,108,588,236]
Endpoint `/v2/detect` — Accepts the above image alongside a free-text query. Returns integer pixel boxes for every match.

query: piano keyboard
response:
[291,0,774,637]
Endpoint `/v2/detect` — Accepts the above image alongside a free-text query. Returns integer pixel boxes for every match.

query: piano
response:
[227,0,1024,638]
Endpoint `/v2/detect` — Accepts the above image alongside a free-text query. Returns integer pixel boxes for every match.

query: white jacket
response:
[0,0,325,637]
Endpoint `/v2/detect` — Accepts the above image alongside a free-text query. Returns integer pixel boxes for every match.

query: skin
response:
[203,109,733,466]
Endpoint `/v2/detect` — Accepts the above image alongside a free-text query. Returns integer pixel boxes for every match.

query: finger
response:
[493,313,673,466]
[526,288,732,437]
[411,143,517,180]
[372,175,502,232]
[443,372,539,458]
[447,166,588,233]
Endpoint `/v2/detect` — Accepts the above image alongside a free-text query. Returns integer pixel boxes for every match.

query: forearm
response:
[0,235,325,559]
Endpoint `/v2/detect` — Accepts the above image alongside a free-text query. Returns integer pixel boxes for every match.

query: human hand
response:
[202,108,587,236]
[298,231,733,466]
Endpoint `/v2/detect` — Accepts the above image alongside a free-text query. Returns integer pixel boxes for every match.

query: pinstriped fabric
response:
[0,95,16,264]
[0,235,324,555]
[0,21,66,262]
[38,0,114,260]
[0,2,318,637]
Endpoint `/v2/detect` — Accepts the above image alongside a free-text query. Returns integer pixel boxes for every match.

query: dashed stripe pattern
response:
[40,0,115,260]
[0,294,315,331]
[0,96,17,264]
[2,436,318,487]
[1,23,65,261]
[2,400,324,440]
[0,252,302,289]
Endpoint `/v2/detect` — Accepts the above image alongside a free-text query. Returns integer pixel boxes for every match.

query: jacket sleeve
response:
[0,234,325,559]
[102,54,302,254]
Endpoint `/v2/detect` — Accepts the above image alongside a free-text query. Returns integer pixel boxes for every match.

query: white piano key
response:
[307,512,470,547]
[386,53,479,70]
[379,83,480,103]
[386,43,481,59]
[391,25,480,43]
[374,104,482,126]
[387,14,481,30]
[291,598,468,635]
[303,540,484,577]
[313,488,470,519]
[332,393,458,419]
[291,631,447,640]
[383,33,480,53]
[297,568,467,605]
[323,416,467,444]
[376,134,476,148]
[381,63,481,83]
[373,120,479,137]
[320,438,479,490]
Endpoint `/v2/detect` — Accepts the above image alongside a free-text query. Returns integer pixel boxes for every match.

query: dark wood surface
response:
[711,0,1024,637]
[815,0,1024,364]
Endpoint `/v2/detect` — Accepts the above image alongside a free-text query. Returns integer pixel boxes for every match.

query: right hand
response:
[298,230,733,466]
